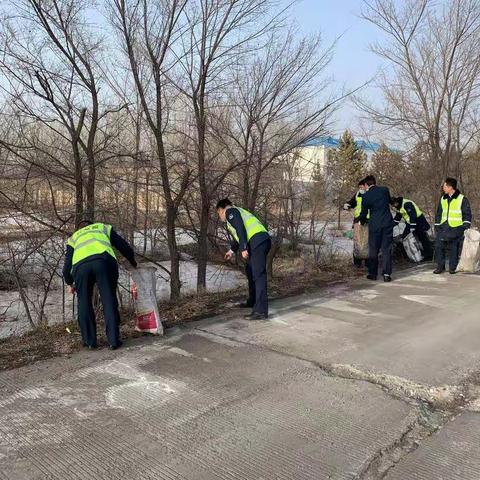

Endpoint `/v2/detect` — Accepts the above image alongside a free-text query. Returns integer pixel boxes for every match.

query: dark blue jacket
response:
[359,185,394,231]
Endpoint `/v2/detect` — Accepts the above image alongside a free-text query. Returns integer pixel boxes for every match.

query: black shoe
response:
[247,313,268,321]
[109,341,123,350]
[383,275,392,283]
[366,274,377,281]
[237,302,254,308]
[433,269,445,274]
[449,270,457,275]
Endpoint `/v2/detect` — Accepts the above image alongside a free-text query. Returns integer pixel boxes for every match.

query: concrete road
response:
[1,265,480,479]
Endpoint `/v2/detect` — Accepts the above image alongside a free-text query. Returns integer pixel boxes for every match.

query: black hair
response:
[364,175,376,186]
[444,177,457,190]
[216,198,233,210]
[78,218,93,228]
[389,197,400,206]
[358,178,366,186]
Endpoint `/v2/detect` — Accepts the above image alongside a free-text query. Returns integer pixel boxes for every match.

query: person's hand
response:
[241,250,249,260]
[69,286,76,295]
[343,203,350,211]
[224,250,233,261]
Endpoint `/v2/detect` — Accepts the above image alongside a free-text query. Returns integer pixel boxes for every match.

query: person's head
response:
[364,175,376,188]
[216,198,233,222]
[77,218,93,229]
[443,177,457,195]
[358,178,366,194]
[390,197,401,210]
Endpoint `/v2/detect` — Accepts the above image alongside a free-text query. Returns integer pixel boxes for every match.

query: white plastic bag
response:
[393,222,406,240]
[402,233,423,263]
[353,223,369,259]
[130,266,164,335]
[457,229,480,273]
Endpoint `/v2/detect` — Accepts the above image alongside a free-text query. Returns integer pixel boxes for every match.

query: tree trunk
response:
[196,200,209,292]
[166,208,181,301]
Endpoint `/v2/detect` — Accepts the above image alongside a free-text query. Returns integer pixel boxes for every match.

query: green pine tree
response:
[326,130,366,227]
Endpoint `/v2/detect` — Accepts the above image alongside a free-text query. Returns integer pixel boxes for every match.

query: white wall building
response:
[291,136,383,183]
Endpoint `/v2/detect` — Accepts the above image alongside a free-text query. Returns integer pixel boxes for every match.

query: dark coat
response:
[359,185,394,231]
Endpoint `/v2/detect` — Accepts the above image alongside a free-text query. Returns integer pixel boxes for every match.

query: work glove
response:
[343,203,350,211]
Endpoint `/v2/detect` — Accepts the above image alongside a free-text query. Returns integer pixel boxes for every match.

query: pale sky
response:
[284,0,390,140]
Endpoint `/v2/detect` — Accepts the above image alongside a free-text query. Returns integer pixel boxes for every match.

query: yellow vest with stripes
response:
[440,195,464,227]
[354,192,370,219]
[226,207,267,243]
[67,223,116,266]
[400,199,422,224]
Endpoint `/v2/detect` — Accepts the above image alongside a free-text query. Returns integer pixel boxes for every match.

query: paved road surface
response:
[1,265,480,479]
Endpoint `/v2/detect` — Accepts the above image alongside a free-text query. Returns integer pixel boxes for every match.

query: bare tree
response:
[226,30,335,212]
[359,0,480,189]
[0,0,118,225]
[110,0,191,300]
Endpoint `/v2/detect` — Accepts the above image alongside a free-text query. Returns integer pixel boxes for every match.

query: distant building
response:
[292,136,383,182]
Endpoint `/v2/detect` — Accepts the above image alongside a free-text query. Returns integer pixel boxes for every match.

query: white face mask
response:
[359,188,366,194]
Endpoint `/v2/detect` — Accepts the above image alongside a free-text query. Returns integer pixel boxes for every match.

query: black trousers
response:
[246,239,271,315]
[435,236,462,271]
[73,257,121,347]
[368,226,393,277]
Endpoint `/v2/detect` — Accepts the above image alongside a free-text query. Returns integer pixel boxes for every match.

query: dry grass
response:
[0,251,359,371]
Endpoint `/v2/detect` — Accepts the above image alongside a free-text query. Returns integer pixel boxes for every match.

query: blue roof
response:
[303,136,382,152]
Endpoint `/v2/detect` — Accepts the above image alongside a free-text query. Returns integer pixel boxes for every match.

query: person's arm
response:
[435,199,442,228]
[227,209,248,253]
[462,196,472,229]
[62,245,74,286]
[110,229,137,267]
[344,194,357,210]
[393,212,402,224]
[386,187,392,203]
[359,194,369,225]
[404,202,418,230]
[228,237,239,253]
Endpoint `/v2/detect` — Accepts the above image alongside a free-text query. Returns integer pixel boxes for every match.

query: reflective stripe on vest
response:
[67,223,116,266]
[226,207,267,243]
[354,193,370,219]
[400,199,422,225]
[440,194,464,227]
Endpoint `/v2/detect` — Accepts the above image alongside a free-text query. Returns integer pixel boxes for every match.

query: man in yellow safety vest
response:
[63,219,137,349]
[217,198,271,320]
[433,178,472,274]
[390,196,433,261]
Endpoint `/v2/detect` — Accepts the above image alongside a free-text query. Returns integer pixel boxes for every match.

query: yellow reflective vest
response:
[400,199,422,225]
[440,195,464,228]
[354,192,370,220]
[226,207,267,243]
[67,223,116,266]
